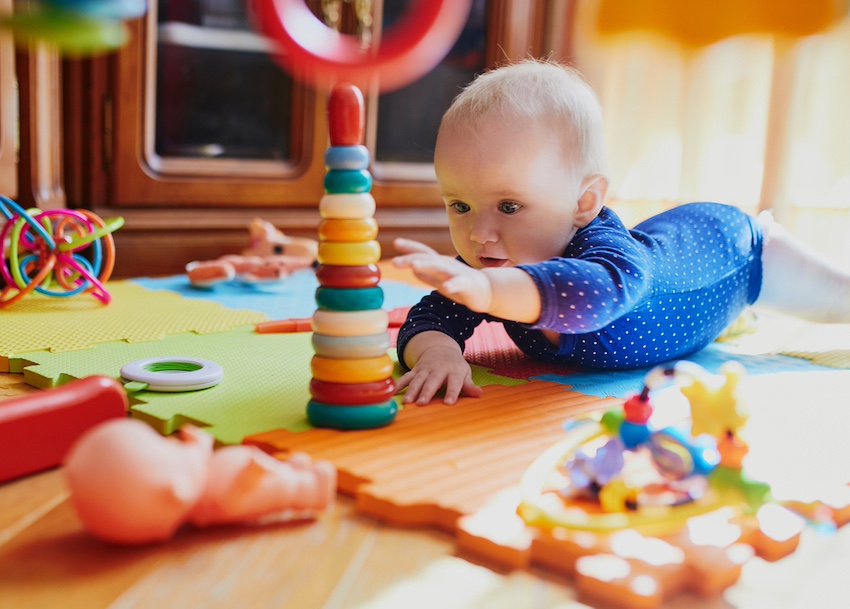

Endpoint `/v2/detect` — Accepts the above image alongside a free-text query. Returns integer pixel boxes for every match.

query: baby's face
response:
[434,114,586,269]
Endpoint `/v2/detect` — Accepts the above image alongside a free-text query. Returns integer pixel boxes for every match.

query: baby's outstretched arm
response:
[392,238,542,322]
[393,238,545,405]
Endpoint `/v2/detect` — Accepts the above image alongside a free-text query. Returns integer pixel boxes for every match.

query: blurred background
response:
[1,0,848,277]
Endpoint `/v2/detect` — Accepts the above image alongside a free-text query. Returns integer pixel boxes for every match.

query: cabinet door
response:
[109,1,324,207]
[104,0,550,204]
[64,0,549,277]
[0,0,15,197]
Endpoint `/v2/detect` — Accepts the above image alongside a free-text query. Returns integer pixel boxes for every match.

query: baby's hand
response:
[393,238,493,313]
[395,344,482,405]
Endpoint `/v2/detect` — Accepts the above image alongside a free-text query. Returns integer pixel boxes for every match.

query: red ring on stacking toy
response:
[309,377,396,406]
[316,263,381,288]
[250,0,473,92]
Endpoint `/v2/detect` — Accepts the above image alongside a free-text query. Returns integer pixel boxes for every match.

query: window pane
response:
[374,0,488,165]
[154,0,293,161]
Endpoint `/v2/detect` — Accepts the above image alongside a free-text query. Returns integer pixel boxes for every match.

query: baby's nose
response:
[469,217,498,244]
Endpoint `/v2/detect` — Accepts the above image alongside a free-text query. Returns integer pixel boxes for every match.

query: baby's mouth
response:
[478,257,509,268]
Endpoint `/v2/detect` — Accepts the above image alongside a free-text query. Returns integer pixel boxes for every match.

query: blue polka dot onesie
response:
[396,203,764,370]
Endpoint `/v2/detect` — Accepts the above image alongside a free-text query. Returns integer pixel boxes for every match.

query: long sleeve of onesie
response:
[396,203,764,370]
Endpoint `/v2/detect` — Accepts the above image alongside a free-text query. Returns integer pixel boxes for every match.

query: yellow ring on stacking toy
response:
[319,193,376,219]
[311,309,389,336]
[318,240,381,266]
[310,354,394,384]
[318,217,378,242]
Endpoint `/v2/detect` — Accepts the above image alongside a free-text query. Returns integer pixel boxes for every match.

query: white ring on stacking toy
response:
[319,193,376,219]
[312,331,391,358]
[311,309,389,337]
[120,357,224,392]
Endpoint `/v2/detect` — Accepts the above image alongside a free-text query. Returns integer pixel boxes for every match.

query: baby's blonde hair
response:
[439,58,607,181]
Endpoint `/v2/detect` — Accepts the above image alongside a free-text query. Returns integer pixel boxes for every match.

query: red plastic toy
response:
[0,376,128,483]
[250,0,472,92]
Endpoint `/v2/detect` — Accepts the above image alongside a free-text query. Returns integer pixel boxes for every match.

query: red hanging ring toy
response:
[249,0,473,92]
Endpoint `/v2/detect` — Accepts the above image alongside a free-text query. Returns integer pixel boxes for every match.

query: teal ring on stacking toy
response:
[312,332,390,359]
[316,286,384,311]
[307,399,398,429]
[324,169,372,194]
[325,145,370,170]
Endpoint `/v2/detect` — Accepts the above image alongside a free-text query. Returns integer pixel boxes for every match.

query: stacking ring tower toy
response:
[306,84,397,430]
[0,196,124,308]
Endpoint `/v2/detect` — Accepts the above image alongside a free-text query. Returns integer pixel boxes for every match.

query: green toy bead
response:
[316,286,384,311]
[307,399,398,430]
[324,169,373,194]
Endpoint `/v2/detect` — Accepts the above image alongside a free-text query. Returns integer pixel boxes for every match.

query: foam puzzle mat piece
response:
[461,321,584,381]
[244,367,850,609]
[533,342,833,399]
[131,270,431,320]
[10,327,529,445]
[246,381,624,528]
[718,312,850,370]
[12,326,315,444]
[0,281,268,357]
[459,321,832,399]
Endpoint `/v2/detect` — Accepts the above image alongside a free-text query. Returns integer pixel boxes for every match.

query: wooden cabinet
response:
[55,0,563,278]
[0,0,15,198]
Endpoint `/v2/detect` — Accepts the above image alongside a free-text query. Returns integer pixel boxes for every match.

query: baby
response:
[393,58,850,406]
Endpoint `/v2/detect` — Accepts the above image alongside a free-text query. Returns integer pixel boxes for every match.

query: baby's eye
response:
[449,201,471,214]
[498,201,521,214]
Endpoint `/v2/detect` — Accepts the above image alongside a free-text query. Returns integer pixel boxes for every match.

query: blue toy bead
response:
[619,420,652,449]
[649,426,720,479]
[325,145,370,171]
[46,0,148,19]
[307,399,398,430]
[324,169,373,194]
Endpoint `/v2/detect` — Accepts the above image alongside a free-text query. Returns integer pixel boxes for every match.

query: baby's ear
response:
[574,174,608,227]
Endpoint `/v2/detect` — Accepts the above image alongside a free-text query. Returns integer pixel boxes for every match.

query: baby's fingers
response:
[398,369,444,406]
[394,257,456,289]
[444,370,483,405]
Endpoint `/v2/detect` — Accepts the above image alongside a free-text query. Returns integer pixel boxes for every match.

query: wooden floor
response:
[4,366,850,609]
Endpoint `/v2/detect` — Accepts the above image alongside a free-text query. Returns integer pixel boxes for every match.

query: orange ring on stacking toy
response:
[318,240,381,266]
[318,218,378,242]
[311,309,389,336]
[251,0,473,93]
[310,354,394,384]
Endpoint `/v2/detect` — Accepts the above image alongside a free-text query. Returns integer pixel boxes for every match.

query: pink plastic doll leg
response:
[189,447,337,527]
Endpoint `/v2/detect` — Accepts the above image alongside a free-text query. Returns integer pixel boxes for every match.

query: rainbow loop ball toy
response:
[0,196,124,308]
[306,83,397,430]
[0,0,146,54]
